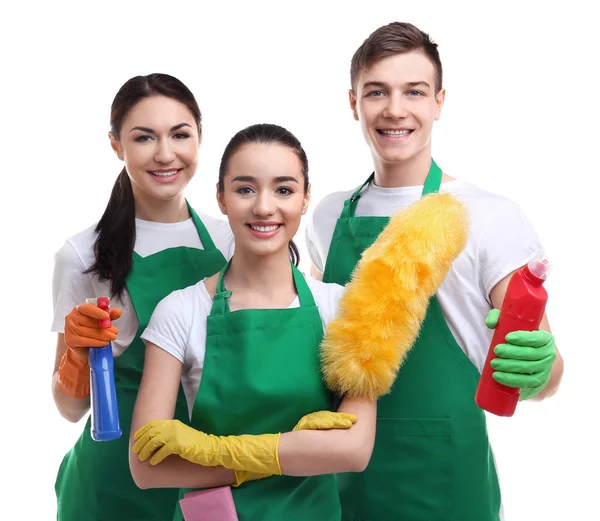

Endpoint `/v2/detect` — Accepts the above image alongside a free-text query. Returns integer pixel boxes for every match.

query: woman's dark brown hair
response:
[86,74,202,297]
[218,123,309,267]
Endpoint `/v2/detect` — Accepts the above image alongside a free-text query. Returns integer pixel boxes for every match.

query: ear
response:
[109,132,124,160]
[216,183,227,215]
[197,125,203,147]
[349,90,359,121]
[302,184,311,215]
[434,88,446,121]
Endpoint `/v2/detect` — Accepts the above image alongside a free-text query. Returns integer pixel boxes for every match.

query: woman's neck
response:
[133,190,189,223]
[224,246,297,309]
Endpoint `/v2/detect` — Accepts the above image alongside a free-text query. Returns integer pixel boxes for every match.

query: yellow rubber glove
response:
[134,412,358,486]
[235,411,358,486]
[292,410,357,431]
[134,420,281,473]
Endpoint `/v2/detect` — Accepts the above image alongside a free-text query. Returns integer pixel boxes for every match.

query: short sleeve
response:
[305,277,345,329]
[142,291,191,364]
[306,222,325,274]
[478,199,545,301]
[51,241,96,333]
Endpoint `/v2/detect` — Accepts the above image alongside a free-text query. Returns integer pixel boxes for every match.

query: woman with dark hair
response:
[51,73,233,521]
[129,123,378,520]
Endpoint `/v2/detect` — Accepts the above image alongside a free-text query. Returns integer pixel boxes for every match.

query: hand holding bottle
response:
[485,310,556,401]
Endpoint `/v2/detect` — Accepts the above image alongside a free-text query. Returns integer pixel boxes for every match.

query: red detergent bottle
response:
[475,255,552,417]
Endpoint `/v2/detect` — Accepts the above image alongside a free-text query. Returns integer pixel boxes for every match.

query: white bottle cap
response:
[528,255,552,280]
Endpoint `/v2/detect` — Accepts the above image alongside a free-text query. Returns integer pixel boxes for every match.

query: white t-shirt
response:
[51,212,234,357]
[306,179,544,374]
[142,276,345,417]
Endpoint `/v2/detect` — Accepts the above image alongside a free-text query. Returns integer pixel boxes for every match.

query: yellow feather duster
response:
[321,193,469,400]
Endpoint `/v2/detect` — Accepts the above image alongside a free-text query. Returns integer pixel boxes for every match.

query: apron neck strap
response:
[187,200,218,251]
[211,260,233,314]
[421,159,443,195]
[292,264,316,307]
[211,260,316,314]
[342,159,443,218]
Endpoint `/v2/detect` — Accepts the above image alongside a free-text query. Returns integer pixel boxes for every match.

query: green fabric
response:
[486,310,556,400]
[322,161,502,521]
[55,204,226,521]
[176,261,341,521]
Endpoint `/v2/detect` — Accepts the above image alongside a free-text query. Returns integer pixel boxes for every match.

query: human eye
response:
[134,134,153,142]
[173,132,191,139]
[276,186,294,195]
[367,90,385,97]
[407,90,424,97]
[236,186,254,195]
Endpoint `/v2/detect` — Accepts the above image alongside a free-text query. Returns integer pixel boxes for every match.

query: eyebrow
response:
[362,80,431,90]
[129,122,193,133]
[230,175,299,184]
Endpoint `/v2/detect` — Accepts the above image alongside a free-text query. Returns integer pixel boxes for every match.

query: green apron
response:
[55,205,226,521]
[175,261,341,521]
[323,161,501,521]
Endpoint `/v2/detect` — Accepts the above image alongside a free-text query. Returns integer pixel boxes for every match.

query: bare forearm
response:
[51,372,90,423]
[278,397,376,476]
[279,428,370,475]
[129,449,235,490]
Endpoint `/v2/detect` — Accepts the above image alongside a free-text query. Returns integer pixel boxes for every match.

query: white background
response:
[1,1,598,519]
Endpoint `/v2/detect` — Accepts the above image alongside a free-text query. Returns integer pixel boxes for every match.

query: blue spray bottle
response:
[87,297,122,441]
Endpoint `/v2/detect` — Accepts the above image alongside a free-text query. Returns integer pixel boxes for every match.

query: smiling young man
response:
[306,22,564,521]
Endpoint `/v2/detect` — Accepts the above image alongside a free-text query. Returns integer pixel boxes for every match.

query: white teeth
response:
[250,224,280,232]
[380,129,411,136]
[151,170,179,177]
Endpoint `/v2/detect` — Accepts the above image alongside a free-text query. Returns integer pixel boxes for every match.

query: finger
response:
[76,304,111,320]
[330,419,355,429]
[138,434,165,462]
[72,322,119,337]
[69,314,113,329]
[492,371,549,389]
[66,329,116,348]
[308,420,337,429]
[67,336,114,349]
[133,421,156,442]
[150,446,173,466]
[494,343,555,361]
[133,434,152,456]
[69,333,116,348]
[485,309,500,329]
[490,357,553,375]
[70,324,117,341]
[306,418,355,430]
[109,308,123,320]
[504,330,553,348]
[337,412,358,424]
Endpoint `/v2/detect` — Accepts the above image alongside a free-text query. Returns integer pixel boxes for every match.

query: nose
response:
[154,138,176,164]
[382,91,408,120]
[253,190,276,217]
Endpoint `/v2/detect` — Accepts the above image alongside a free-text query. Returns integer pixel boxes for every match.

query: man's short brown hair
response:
[350,22,443,92]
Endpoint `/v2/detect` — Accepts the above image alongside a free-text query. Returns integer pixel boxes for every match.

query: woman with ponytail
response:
[51,73,233,521]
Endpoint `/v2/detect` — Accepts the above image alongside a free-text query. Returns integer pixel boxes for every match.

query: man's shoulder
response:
[312,188,356,221]
[443,181,522,214]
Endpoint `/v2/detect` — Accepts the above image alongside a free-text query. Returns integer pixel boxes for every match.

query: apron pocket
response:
[339,417,453,521]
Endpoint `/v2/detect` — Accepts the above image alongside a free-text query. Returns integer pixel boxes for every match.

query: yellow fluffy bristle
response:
[321,193,469,400]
